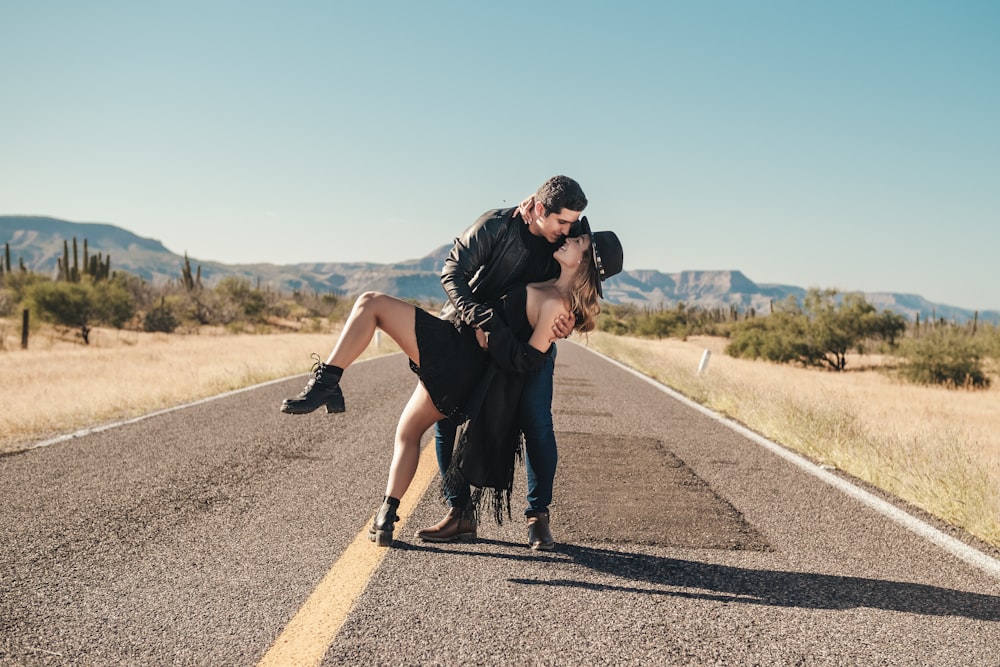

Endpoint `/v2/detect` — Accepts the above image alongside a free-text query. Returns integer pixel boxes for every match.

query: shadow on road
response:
[512,543,1000,621]
[395,539,999,621]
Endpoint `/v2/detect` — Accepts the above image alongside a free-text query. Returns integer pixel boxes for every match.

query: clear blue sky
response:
[2,1,998,310]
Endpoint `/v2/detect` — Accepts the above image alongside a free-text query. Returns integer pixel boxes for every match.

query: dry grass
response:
[0,324,399,454]
[583,331,1000,548]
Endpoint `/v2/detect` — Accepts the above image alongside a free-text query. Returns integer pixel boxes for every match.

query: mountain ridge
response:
[2,215,996,325]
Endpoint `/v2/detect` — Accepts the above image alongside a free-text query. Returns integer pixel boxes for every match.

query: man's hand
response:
[518,195,535,223]
[475,327,489,350]
[551,312,575,341]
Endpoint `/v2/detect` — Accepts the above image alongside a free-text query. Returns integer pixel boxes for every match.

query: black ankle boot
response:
[369,498,400,547]
[280,354,345,414]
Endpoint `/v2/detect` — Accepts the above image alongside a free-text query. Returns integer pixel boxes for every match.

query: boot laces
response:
[297,353,324,395]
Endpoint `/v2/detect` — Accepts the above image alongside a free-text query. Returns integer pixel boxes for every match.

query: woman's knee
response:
[355,291,385,308]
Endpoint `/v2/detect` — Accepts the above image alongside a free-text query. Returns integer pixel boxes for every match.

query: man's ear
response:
[533,200,545,218]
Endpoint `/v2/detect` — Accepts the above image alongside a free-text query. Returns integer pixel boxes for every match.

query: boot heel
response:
[369,499,400,548]
[325,395,346,413]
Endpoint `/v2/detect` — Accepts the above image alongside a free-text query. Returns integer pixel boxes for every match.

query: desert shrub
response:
[727,290,906,371]
[598,303,638,335]
[897,330,990,388]
[597,302,737,339]
[634,308,688,339]
[215,277,263,318]
[1,271,49,304]
[977,324,1000,361]
[93,279,135,329]
[27,278,134,344]
[27,281,97,343]
[113,271,156,314]
[726,312,806,364]
[291,290,350,321]
[0,287,17,317]
[143,297,180,333]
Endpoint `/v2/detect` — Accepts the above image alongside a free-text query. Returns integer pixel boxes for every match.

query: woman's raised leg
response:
[281,291,423,415]
[328,291,422,368]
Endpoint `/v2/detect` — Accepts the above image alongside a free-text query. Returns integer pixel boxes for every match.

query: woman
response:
[280,223,622,546]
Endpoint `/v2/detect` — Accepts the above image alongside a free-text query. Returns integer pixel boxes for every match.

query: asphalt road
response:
[2,342,999,666]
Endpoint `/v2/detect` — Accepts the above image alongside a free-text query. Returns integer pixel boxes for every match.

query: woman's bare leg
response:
[384,382,446,500]
[326,292,422,369]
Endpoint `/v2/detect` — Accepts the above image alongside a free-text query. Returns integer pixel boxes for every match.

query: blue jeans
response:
[435,346,557,515]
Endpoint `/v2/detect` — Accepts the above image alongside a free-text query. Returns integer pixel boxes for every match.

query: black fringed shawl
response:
[441,318,549,525]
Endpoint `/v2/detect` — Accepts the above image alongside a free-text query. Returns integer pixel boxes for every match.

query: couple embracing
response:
[280,175,623,551]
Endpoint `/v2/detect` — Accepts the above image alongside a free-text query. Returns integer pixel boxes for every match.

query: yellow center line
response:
[257,440,440,667]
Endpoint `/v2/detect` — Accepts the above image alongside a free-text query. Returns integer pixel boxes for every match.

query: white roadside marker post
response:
[697,349,711,375]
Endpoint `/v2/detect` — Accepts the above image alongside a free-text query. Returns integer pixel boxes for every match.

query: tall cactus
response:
[50,236,113,282]
[59,239,70,281]
[72,237,80,282]
[85,250,111,280]
[181,252,202,292]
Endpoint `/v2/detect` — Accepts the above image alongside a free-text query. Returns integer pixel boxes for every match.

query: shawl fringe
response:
[438,358,531,527]
[442,429,523,526]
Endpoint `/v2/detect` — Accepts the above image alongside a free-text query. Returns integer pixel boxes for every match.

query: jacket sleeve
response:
[440,209,510,331]
[486,326,549,373]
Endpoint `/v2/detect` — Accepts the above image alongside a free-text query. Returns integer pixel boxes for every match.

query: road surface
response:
[2,343,999,665]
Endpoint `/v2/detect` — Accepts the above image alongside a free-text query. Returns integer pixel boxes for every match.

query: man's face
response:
[532,203,582,244]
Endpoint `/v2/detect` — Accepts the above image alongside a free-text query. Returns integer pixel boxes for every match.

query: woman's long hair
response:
[568,243,602,333]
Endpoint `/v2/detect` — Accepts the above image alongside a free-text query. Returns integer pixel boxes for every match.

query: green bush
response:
[727,290,906,371]
[726,312,806,364]
[143,297,180,333]
[596,302,736,339]
[1,271,49,305]
[28,281,98,343]
[597,304,638,335]
[93,279,134,329]
[634,308,688,339]
[27,278,134,344]
[897,331,990,389]
[0,287,17,317]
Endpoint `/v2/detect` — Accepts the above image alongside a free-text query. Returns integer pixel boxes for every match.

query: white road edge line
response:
[22,356,392,453]
[578,343,1000,581]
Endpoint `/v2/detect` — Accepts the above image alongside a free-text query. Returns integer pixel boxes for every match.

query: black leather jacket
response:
[439,207,558,332]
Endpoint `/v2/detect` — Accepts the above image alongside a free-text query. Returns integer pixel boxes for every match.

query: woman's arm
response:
[484,297,569,373]
[527,298,570,353]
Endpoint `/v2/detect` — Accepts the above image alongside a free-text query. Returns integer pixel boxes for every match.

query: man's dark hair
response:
[536,175,587,215]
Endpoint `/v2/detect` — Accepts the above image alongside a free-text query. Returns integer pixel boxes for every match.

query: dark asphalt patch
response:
[554,431,770,551]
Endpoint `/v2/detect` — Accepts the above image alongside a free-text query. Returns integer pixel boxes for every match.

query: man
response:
[414,175,587,550]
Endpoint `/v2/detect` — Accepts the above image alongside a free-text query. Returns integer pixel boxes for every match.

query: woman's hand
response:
[475,327,489,350]
[518,195,535,223]
[551,313,576,340]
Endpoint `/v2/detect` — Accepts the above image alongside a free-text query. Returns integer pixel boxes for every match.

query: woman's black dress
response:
[409,285,533,421]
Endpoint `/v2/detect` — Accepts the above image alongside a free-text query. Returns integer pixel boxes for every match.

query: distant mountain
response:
[3,215,997,325]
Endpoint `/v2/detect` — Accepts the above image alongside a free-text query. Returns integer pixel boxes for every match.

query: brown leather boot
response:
[526,511,554,551]
[414,508,477,543]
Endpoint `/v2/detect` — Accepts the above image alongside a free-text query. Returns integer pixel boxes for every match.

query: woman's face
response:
[554,233,592,268]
